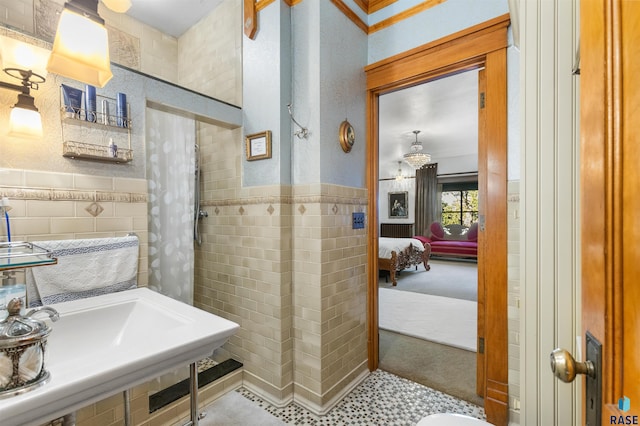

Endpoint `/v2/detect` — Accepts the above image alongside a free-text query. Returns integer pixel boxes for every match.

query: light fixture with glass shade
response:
[395,161,405,182]
[0,68,45,138]
[101,0,131,13]
[47,0,113,87]
[403,130,431,169]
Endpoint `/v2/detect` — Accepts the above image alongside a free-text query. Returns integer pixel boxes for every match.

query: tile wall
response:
[193,128,370,411]
[194,121,296,404]
[0,1,242,424]
[177,0,242,105]
[291,184,369,411]
[0,168,149,286]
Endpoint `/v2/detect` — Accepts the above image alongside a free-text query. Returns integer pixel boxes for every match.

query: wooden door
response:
[581,0,640,422]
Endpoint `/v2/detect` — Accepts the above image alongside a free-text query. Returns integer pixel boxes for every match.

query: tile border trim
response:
[0,186,149,203]
[201,195,368,207]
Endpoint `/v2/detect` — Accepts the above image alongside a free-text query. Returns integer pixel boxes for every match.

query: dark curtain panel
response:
[414,163,439,236]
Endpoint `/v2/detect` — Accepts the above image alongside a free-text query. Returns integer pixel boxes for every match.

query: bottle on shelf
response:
[108,138,118,158]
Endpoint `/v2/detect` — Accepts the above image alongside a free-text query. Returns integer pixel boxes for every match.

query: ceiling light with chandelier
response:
[403,130,431,169]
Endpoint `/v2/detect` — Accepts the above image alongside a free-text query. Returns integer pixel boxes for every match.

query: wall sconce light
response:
[101,0,132,13]
[0,68,45,138]
[395,161,405,182]
[47,0,113,88]
[0,36,50,78]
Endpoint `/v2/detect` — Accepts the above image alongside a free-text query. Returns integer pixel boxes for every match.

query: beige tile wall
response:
[70,368,242,426]
[291,184,369,411]
[194,121,295,403]
[507,180,521,423]
[178,0,242,105]
[0,168,149,287]
[0,0,34,33]
[193,119,369,412]
[0,2,247,424]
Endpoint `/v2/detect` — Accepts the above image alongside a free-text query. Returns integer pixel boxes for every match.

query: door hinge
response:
[478,337,485,354]
[480,92,486,109]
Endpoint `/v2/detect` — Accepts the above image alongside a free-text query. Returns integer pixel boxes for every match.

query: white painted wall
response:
[242,1,292,186]
[520,0,581,424]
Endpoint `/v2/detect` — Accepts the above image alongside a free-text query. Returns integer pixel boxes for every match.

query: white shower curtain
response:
[146,108,196,305]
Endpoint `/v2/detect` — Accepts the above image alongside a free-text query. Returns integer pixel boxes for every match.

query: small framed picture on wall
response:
[389,191,408,218]
[245,131,272,161]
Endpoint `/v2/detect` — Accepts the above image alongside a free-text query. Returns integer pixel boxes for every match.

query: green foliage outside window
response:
[441,190,478,227]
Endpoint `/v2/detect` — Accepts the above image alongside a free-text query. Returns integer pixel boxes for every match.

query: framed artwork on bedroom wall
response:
[389,191,408,218]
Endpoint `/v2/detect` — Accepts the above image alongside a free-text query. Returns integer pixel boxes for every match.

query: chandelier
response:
[403,130,431,169]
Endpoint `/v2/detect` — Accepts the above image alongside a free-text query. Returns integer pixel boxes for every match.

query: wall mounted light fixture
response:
[395,161,405,182]
[47,0,113,87]
[0,36,50,78]
[101,0,131,13]
[0,68,45,138]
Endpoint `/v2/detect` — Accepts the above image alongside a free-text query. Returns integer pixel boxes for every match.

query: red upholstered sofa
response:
[414,222,478,259]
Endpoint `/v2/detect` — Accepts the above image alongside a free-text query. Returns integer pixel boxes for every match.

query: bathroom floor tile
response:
[236,370,485,425]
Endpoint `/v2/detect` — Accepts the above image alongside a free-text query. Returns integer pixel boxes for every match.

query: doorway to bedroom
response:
[365,15,510,424]
[375,68,481,406]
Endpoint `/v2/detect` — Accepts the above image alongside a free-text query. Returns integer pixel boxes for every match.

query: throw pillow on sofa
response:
[430,221,446,241]
[467,222,479,242]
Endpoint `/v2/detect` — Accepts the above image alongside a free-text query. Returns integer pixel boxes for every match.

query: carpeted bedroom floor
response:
[378,258,482,407]
[379,258,478,301]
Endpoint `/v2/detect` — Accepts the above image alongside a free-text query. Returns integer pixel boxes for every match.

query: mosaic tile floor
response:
[237,370,485,425]
[197,357,218,372]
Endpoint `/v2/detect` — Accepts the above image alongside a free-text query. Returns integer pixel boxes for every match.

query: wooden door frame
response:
[365,14,510,425]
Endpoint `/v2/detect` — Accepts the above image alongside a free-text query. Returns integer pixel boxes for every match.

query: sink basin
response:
[0,287,239,426]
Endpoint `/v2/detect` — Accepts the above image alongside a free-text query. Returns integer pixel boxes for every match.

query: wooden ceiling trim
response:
[354,0,369,14]
[276,0,455,37]
[368,0,447,34]
[257,0,277,11]
[368,0,398,14]
[282,0,302,7]
[330,0,369,34]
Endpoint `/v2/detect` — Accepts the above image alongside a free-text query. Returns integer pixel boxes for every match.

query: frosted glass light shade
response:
[0,36,50,77]
[102,0,131,13]
[46,8,113,87]
[9,107,43,138]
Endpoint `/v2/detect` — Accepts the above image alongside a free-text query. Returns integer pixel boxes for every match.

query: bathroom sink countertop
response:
[0,287,239,426]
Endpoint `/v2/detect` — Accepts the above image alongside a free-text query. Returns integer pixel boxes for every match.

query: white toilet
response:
[417,413,492,425]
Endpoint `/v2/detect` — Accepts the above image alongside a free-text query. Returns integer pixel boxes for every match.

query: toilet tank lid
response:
[416,413,491,426]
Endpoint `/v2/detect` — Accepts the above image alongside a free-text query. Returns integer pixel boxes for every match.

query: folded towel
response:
[26,236,139,306]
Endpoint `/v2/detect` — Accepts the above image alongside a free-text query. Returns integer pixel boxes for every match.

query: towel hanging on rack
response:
[26,235,139,306]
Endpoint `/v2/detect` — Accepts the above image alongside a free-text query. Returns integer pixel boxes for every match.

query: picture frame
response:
[388,191,409,218]
[245,131,272,161]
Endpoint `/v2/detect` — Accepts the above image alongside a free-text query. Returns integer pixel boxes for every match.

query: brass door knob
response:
[550,348,596,382]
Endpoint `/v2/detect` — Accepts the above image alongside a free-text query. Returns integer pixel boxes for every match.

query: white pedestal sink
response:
[0,288,239,426]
